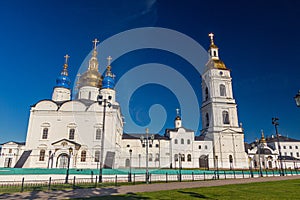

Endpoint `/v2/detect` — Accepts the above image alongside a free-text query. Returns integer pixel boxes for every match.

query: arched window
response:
[39,149,45,161]
[229,155,233,163]
[181,138,184,144]
[96,129,101,140]
[155,153,159,161]
[175,154,178,161]
[69,128,75,140]
[181,154,185,162]
[205,113,209,127]
[222,111,230,124]
[81,151,86,162]
[187,139,191,145]
[42,128,48,139]
[205,87,209,101]
[174,139,178,144]
[220,84,226,96]
[187,154,192,162]
[94,150,100,162]
[149,153,153,162]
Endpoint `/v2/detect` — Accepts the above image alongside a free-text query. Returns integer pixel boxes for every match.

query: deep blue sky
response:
[0,0,299,144]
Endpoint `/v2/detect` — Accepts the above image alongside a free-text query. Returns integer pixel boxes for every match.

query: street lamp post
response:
[140,128,154,184]
[272,117,284,176]
[256,139,263,177]
[294,91,300,107]
[129,149,132,182]
[97,94,112,183]
[47,150,52,169]
[65,147,73,184]
[178,153,182,182]
[249,157,254,178]
[215,156,219,179]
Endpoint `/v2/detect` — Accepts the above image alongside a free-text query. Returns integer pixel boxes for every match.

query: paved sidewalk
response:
[0,175,299,199]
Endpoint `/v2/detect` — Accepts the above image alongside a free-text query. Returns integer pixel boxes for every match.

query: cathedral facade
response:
[0,34,250,169]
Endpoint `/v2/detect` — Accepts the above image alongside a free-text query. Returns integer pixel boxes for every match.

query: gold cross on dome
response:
[64,54,70,64]
[92,38,99,49]
[107,56,112,66]
[208,33,214,44]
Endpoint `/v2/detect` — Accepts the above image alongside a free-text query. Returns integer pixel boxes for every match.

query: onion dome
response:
[206,33,228,70]
[175,116,181,120]
[102,56,115,89]
[55,54,71,89]
[77,39,102,89]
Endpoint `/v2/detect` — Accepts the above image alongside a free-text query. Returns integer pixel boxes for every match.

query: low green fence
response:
[0,167,299,176]
[0,168,299,193]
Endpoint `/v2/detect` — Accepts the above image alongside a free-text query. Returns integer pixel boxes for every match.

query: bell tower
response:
[201,33,248,169]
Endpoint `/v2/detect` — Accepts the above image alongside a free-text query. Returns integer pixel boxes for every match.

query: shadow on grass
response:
[177,190,211,199]
[78,192,150,200]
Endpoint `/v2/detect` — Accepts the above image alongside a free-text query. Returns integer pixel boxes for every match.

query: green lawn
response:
[80,179,300,200]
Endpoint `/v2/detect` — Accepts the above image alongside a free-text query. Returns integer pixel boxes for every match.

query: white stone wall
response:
[52,87,71,102]
[0,142,25,168]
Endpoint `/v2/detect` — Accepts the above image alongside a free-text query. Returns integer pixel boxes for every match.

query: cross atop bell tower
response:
[208,33,219,60]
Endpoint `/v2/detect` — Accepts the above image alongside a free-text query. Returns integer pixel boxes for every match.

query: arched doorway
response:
[56,153,69,168]
[199,155,209,169]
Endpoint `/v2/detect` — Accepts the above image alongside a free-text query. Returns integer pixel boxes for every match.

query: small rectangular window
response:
[69,129,75,140]
[95,129,101,140]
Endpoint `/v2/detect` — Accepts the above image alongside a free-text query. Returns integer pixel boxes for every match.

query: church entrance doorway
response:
[4,158,12,168]
[57,153,68,168]
[199,155,209,169]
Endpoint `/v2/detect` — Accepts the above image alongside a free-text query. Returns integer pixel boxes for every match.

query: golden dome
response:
[77,69,102,88]
[77,38,102,88]
[210,43,218,49]
[175,116,181,120]
[206,59,227,70]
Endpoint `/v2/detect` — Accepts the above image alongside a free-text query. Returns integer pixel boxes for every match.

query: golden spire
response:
[76,39,102,89]
[88,38,100,71]
[260,129,266,144]
[206,32,227,70]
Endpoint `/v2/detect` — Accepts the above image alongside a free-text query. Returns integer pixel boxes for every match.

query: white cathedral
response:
[0,34,251,170]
